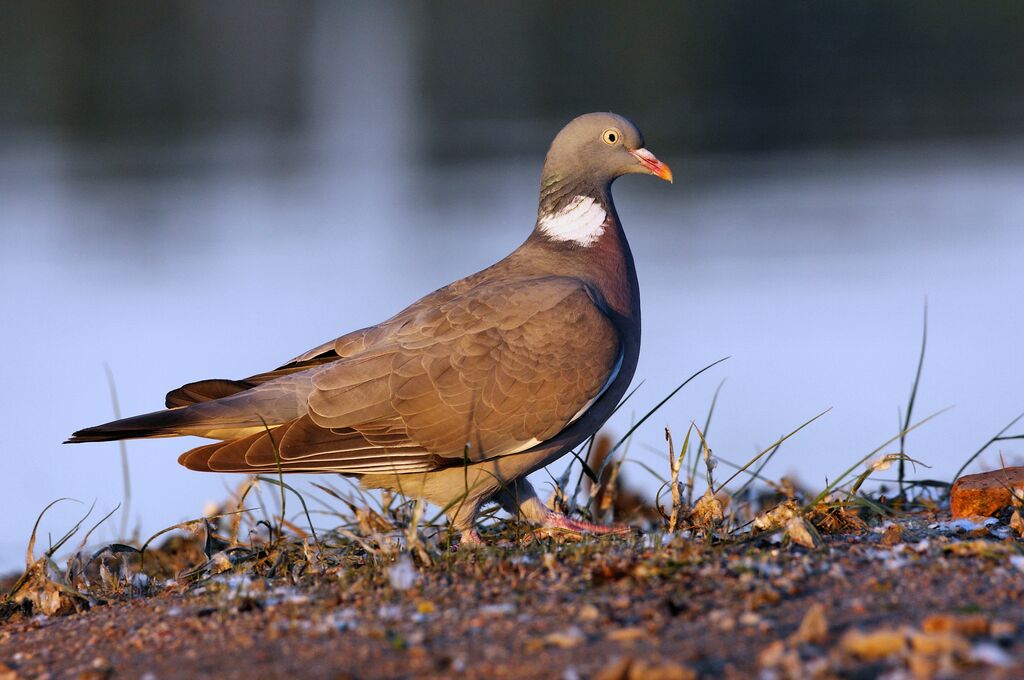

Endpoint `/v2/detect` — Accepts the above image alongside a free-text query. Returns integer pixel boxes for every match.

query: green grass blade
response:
[714,407,831,494]
[607,357,729,458]
[898,303,927,494]
[951,409,1024,484]
[807,406,951,510]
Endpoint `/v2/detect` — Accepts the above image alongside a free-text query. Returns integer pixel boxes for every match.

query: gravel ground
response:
[2,512,1024,679]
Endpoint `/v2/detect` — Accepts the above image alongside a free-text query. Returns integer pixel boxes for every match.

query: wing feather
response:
[176,276,621,476]
[307,276,621,463]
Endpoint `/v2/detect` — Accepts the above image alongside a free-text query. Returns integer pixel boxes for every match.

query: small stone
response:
[950,467,1024,518]
[757,640,803,676]
[971,642,1013,667]
[627,660,696,680]
[910,631,970,656]
[990,620,1016,641]
[611,596,631,610]
[77,658,114,680]
[738,611,762,627]
[879,523,904,546]
[745,585,782,610]
[757,640,787,668]
[791,603,828,645]
[545,626,585,648]
[606,627,646,642]
[907,653,938,679]
[920,614,955,633]
[707,609,736,632]
[131,572,150,593]
[840,627,907,660]
[746,587,781,609]
[593,657,632,680]
[578,603,601,622]
[922,614,989,637]
[479,603,515,616]
[387,554,418,591]
[524,639,545,654]
[943,540,1015,558]
[964,517,997,537]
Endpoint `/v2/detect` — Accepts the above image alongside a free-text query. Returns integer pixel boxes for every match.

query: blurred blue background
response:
[2,1,1023,569]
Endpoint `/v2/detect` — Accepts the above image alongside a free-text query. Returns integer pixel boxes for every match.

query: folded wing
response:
[179,276,621,475]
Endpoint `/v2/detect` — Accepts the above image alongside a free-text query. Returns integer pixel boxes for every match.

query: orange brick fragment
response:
[950,467,1024,519]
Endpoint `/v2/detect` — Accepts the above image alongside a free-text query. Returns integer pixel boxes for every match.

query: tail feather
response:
[69,375,311,444]
[65,407,196,443]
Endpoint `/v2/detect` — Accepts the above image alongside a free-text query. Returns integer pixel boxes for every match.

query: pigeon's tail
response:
[68,374,312,445]
[65,407,198,443]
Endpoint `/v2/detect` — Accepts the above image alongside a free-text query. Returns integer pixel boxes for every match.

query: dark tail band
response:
[65,407,192,444]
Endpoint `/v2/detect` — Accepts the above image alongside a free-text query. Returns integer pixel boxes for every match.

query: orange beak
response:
[630,148,673,183]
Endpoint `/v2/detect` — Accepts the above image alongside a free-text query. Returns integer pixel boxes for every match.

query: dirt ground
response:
[2,512,1024,680]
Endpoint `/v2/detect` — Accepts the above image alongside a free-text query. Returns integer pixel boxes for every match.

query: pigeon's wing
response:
[178,276,622,475]
[311,276,623,460]
[168,284,461,408]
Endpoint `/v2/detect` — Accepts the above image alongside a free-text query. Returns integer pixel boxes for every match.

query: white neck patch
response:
[537,195,607,247]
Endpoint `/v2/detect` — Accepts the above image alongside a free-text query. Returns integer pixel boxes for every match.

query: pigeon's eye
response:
[601,128,620,145]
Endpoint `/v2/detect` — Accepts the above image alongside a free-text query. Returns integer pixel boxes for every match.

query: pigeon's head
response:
[543,112,673,188]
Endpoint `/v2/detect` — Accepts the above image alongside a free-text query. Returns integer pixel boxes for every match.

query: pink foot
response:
[541,512,633,536]
[458,528,485,548]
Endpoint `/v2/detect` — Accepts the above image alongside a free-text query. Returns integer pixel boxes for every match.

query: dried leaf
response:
[879,523,904,546]
[807,503,866,534]
[909,630,970,656]
[606,627,646,642]
[840,627,907,660]
[785,516,821,549]
[753,500,800,532]
[791,603,828,645]
[544,626,585,648]
[690,489,724,530]
[1010,510,1024,537]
